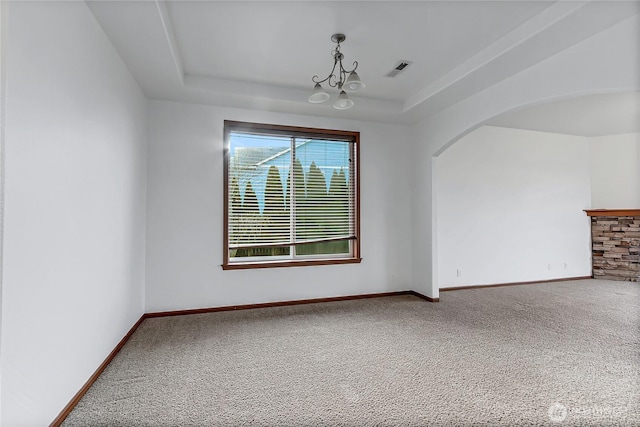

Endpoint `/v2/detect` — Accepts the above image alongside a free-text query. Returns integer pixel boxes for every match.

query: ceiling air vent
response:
[385,60,413,78]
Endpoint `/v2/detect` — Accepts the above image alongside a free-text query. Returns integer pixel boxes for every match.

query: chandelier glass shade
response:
[333,90,355,110]
[308,83,330,103]
[308,34,364,110]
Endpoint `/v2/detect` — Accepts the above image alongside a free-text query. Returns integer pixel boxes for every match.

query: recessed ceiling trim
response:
[155,0,185,85]
[184,74,403,114]
[402,1,589,113]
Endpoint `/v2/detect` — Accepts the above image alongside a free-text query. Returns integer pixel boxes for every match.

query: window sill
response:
[222,257,362,270]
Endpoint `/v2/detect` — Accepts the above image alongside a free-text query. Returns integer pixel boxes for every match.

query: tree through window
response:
[223,121,360,269]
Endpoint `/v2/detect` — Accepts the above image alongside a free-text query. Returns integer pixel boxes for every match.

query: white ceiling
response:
[165,1,552,101]
[487,92,640,137]
[87,1,640,128]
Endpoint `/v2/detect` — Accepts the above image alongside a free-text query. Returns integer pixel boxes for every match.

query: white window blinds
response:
[224,122,359,266]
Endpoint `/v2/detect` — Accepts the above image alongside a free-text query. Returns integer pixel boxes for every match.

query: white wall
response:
[590,133,640,208]
[0,2,147,425]
[146,100,413,312]
[0,1,6,421]
[412,15,639,298]
[437,126,592,288]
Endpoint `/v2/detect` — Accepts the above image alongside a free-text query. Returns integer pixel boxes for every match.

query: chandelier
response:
[308,33,365,110]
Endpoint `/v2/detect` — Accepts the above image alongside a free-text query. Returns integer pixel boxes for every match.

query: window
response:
[223,121,361,269]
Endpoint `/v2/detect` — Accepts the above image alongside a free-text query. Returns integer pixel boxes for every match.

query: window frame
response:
[223,120,361,270]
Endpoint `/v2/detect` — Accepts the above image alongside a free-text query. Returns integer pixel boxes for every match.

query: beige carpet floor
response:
[62,279,639,426]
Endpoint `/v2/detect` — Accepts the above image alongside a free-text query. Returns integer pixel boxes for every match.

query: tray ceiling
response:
[87,1,639,124]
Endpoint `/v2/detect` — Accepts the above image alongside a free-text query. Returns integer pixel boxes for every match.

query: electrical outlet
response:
[564,262,568,270]
[456,269,462,277]
[548,263,552,270]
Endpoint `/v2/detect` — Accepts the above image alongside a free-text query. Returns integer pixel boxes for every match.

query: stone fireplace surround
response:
[585,209,640,282]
